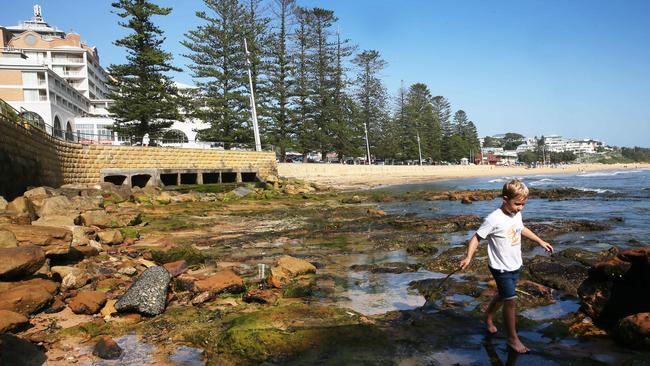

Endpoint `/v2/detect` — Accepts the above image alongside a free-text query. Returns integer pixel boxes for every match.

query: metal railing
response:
[1,98,275,151]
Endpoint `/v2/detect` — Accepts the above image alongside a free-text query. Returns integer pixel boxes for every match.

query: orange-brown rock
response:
[0,284,53,315]
[80,210,114,228]
[194,270,244,294]
[93,335,122,360]
[0,230,18,248]
[268,255,317,289]
[615,312,650,350]
[578,247,650,328]
[163,260,188,277]
[0,309,29,333]
[243,289,278,304]
[5,196,36,220]
[0,278,59,295]
[69,291,107,315]
[367,208,386,216]
[97,230,123,245]
[0,245,46,280]
[0,224,72,255]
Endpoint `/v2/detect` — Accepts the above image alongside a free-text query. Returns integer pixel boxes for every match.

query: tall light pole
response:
[416,131,423,165]
[363,122,372,165]
[244,38,261,152]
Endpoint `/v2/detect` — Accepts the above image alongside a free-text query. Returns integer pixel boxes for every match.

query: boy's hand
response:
[459,257,471,270]
[539,240,554,253]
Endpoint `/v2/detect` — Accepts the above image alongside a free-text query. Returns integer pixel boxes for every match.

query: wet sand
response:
[278,163,650,190]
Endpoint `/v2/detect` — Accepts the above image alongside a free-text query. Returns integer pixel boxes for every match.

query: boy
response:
[459,179,553,353]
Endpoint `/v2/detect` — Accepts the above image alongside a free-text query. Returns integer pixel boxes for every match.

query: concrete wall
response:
[0,115,277,200]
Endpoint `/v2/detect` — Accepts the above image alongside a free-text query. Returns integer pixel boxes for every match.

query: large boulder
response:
[162,260,188,277]
[0,283,53,315]
[5,197,36,221]
[69,291,107,315]
[32,214,79,229]
[0,278,59,295]
[23,187,57,216]
[37,195,73,217]
[578,248,650,327]
[268,255,317,289]
[392,215,482,233]
[0,230,18,248]
[93,335,123,360]
[194,270,244,294]
[0,224,72,255]
[70,195,103,212]
[97,230,124,245]
[614,313,650,350]
[0,245,46,280]
[525,255,588,296]
[80,210,113,228]
[0,334,47,365]
[0,310,29,333]
[52,266,91,290]
[115,266,171,316]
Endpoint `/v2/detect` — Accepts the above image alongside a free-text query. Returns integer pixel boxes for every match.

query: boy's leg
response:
[484,294,502,334]
[503,299,529,353]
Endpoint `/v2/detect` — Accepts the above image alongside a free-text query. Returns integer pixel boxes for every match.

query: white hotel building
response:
[0,5,205,145]
[515,134,604,155]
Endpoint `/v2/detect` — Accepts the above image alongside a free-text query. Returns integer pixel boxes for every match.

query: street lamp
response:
[416,131,422,165]
[414,104,427,166]
[244,38,261,152]
[363,121,372,165]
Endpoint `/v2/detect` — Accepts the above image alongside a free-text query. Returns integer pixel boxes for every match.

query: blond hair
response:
[502,179,529,199]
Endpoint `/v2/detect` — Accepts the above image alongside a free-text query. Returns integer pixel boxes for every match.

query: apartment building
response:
[1,5,218,147]
[515,135,604,155]
[0,5,111,139]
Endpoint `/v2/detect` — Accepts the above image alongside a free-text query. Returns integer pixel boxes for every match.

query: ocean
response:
[377,168,650,251]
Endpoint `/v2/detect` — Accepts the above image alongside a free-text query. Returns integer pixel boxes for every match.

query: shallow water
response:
[88,334,205,366]
[315,169,650,365]
[377,168,650,248]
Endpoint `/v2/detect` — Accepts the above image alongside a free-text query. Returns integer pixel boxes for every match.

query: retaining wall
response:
[0,116,277,200]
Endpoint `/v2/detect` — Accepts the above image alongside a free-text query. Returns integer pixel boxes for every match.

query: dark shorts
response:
[489,266,521,300]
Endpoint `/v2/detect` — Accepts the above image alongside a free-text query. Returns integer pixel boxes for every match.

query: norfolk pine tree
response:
[182,0,250,145]
[308,8,338,160]
[107,0,184,144]
[292,7,317,158]
[243,0,272,136]
[267,0,297,161]
[330,29,359,162]
[352,50,388,164]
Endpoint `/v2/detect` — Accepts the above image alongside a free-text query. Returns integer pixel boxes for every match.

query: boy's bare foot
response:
[484,315,497,334]
[506,338,529,354]
[485,321,497,334]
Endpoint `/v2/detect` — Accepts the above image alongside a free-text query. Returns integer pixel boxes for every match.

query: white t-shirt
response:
[476,208,524,271]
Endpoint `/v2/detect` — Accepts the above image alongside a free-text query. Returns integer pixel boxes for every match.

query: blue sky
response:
[3,1,649,146]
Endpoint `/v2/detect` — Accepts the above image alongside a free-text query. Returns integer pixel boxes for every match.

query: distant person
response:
[142,133,150,147]
[459,179,553,353]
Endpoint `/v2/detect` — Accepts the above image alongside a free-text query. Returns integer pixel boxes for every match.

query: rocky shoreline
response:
[0,180,648,365]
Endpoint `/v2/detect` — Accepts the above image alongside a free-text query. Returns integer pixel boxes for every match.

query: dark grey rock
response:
[115,266,171,316]
[232,187,254,198]
[0,333,47,366]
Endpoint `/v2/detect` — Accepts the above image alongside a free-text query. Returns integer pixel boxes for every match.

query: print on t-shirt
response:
[507,225,522,246]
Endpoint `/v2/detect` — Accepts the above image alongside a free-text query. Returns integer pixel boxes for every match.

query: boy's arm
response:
[522,227,554,253]
[459,233,481,270]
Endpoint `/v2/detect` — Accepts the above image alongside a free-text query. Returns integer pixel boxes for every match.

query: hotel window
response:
[22,72,38,87]
[97,124,114,140]
[75,123,95,140]
[24,89,39,101]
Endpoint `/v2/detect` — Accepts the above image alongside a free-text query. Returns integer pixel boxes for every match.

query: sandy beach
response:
[278,162,650,190]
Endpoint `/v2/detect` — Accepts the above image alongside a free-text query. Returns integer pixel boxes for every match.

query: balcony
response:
[51,56,84,64]
[60,70,85,79]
